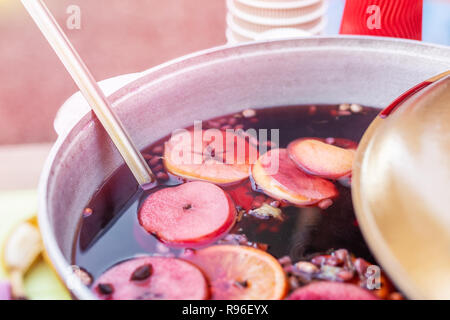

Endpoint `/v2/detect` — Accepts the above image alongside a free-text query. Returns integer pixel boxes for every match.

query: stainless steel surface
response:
[22,0,155,187]
[38,36,450,299]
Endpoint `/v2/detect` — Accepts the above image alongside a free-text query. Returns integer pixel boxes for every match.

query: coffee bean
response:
[130,264,153,281]
[97,283,114,295]
[233,280,248,289]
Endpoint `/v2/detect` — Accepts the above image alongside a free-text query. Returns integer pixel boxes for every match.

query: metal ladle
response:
[352,71,450,299]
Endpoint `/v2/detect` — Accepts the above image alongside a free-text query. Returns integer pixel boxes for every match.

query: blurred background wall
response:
[0,0,448,145]
[0,0,226,145]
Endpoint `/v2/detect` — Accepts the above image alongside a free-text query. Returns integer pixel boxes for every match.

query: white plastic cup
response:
[256,27,312,40]
[226,28,253,43]
[236,0,322,10]
[227,13,321,40]
[227,0,326,25]
[228,12,324,33]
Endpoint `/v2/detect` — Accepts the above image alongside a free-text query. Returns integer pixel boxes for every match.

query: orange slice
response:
[185,245,287,300]
[164,130,258,185]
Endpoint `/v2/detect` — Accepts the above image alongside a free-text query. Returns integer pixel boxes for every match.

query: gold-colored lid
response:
[352,74,450,300]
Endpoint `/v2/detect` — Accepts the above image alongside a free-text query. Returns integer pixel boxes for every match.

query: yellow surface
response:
[0,190,71,300]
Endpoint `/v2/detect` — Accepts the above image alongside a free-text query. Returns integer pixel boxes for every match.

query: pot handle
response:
[339,0,423,40]
[54,73,142,136]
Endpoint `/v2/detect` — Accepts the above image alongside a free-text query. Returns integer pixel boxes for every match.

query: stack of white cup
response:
[226,0,327,43]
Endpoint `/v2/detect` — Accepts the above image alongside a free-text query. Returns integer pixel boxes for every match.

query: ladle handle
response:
[21,0,155,187]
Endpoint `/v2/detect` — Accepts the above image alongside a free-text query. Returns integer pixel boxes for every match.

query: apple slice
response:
[164,130,258,185]
[288,281,378,300]
[288,138,356,179]
[251,149,338,207]
[93,256,208,300]
[138,181,236,247]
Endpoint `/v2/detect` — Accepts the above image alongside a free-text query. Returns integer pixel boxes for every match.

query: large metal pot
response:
[38,36,450,299]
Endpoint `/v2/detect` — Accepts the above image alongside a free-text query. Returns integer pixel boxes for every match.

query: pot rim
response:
[38,36,450,299]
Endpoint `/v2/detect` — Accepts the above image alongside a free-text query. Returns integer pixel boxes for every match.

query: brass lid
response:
[352,74,450,300]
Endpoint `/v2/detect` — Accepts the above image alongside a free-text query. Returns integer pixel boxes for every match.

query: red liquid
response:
[73,105,379,283]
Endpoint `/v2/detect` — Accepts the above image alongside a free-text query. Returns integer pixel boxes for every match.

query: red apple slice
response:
[138,181,236,246]
[251,149,338,206]
[93,256,209,300]
[288,281,378,300]
[164,130,258,185]
[288,138,355,179]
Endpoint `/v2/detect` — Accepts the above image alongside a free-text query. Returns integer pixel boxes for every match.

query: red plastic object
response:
[340,0,423,40]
